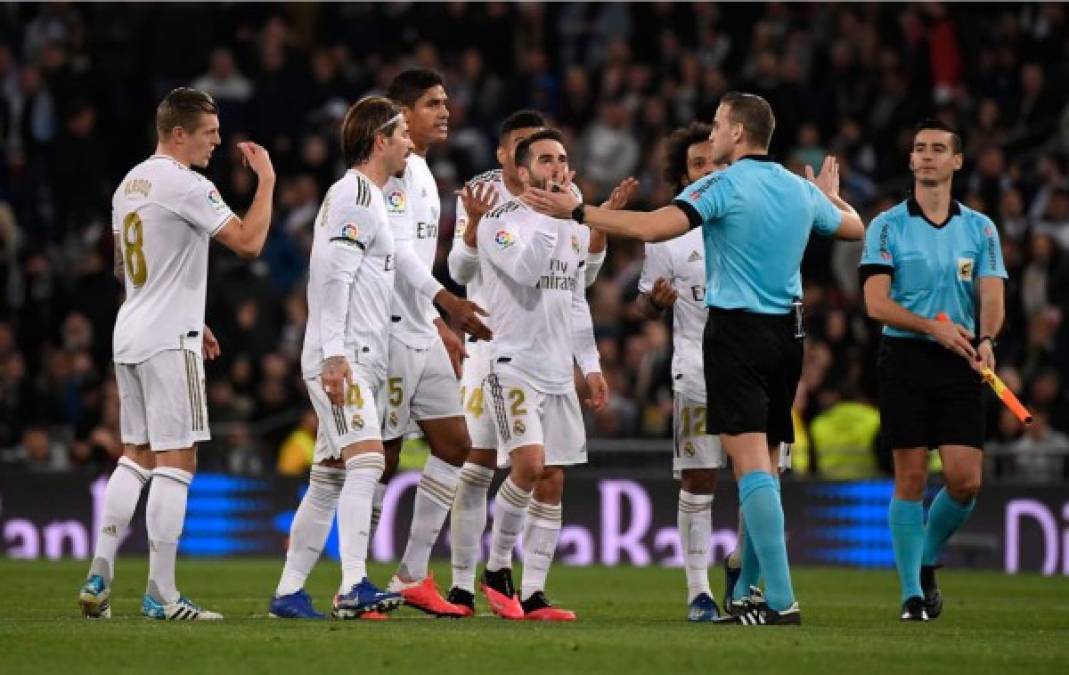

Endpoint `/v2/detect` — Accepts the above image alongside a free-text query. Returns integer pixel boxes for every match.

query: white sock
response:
[487,477,532,572]
[398,455,461,581]
[275,465,344,597]
[145,466,192,604]
[338,453,384,593]
[450,463,494,593]
[678,490,714,603]
[521,499,562,601]
[89,457,150,584]
[369,482,386,538]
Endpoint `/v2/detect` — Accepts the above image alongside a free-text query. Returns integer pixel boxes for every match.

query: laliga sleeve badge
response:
[207,189,225,210]
[341,223,360,241]
[386,190,406,214]
[495,229,516,250]
[957,257,974,281]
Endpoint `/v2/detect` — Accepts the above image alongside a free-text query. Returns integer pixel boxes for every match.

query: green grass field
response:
[1,559,1067,674]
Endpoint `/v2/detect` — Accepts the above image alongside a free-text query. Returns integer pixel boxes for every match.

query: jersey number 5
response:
[123,212,148,287]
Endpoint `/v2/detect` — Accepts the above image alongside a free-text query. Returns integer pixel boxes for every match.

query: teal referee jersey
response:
[858,198,1007,340]
[673,155,843,314]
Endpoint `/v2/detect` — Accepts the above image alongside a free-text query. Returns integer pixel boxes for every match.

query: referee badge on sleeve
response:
[957,258,974,281]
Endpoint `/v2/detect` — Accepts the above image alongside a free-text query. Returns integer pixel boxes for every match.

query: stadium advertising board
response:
[1,469,1064,574]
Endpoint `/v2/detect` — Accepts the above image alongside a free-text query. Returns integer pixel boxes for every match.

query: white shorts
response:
[116,349,209,451]
[673,391,725,477]
[306,368,385,462]
[383,336,463,440]
[460,345,496,450]
[777,441,793,471]
[483,371,587,467]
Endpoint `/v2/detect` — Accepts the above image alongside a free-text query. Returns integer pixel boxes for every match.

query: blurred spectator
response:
[1008,409,1069,482]
[277,408,317,476]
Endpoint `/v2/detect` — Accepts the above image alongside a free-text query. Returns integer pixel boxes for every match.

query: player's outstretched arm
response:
[525,183,689,243]
[215,142,276,258]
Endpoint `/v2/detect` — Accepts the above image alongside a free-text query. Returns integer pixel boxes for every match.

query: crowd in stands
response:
[1,3,1067,481]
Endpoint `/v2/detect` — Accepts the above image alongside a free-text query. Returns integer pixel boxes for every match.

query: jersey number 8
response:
[123,212,148,287]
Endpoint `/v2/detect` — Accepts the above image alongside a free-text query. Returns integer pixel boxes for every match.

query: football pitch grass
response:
[1,559,1066,674]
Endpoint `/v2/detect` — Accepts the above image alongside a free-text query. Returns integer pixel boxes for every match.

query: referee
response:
[525,92,864,625]
[859,119,1006,622]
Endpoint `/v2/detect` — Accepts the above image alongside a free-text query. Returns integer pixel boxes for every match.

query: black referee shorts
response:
[703,308,802,445]
[877,336,984,450]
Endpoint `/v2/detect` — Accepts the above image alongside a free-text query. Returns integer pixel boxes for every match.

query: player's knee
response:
[680,469,716,494]
[467,447,497,469]
[509,455,543,489]
[947,475,981,503]
[426,420,472,466]
[530,466,562,504]
[894,470,927,500]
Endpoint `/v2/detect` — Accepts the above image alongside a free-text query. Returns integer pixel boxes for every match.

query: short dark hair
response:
[664,122,712,193]
[720,91,775,149]
[514,128,565,169]
[386,68,445,108]
[156,87,218,138]
[499,110,546,145]
[913,118,963,154]
[341,96,403,166]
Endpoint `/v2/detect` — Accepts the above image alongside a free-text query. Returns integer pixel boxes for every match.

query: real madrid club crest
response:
[513,419,526,435]
[351,414,364,430]
[389,411,399,428]
[571,234,581,254]
[683,441,696,457]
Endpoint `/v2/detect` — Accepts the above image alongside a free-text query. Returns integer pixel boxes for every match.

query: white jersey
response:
[384,154,442,349]
[449,170,599,363]
[301,169,395,381]
[111,154,235,364]
[477,198,599,394]
[638,228,707,399]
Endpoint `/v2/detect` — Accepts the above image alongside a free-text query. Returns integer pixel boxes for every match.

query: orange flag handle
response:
[935,312,1032,425]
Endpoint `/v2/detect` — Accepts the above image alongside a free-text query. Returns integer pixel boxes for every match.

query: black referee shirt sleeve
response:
[671,200,703,230]
[858,263,894,287]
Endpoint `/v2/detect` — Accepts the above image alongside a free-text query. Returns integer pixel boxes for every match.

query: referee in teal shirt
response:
[525,92,864,625]
[859,119,1006,622]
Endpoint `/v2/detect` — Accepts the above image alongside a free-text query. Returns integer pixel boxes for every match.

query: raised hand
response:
[805,156,840,199]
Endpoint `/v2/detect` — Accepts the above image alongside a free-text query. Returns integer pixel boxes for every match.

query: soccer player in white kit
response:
[78,88,276,620]
[377,69,492,616]
[268,96,412,620]
[445,110,633,614]
[475,129,606,621]
[635,123,726,621]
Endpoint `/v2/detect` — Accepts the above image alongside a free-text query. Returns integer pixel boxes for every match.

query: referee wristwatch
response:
[977,335,997,348]
[571,203,586,224]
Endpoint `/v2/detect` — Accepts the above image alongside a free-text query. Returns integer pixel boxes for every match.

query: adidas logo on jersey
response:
[688,250,702,262]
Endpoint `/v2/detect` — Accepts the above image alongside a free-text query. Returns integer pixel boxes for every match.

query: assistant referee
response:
[525,91,864,625]
[859,119,1006,623]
